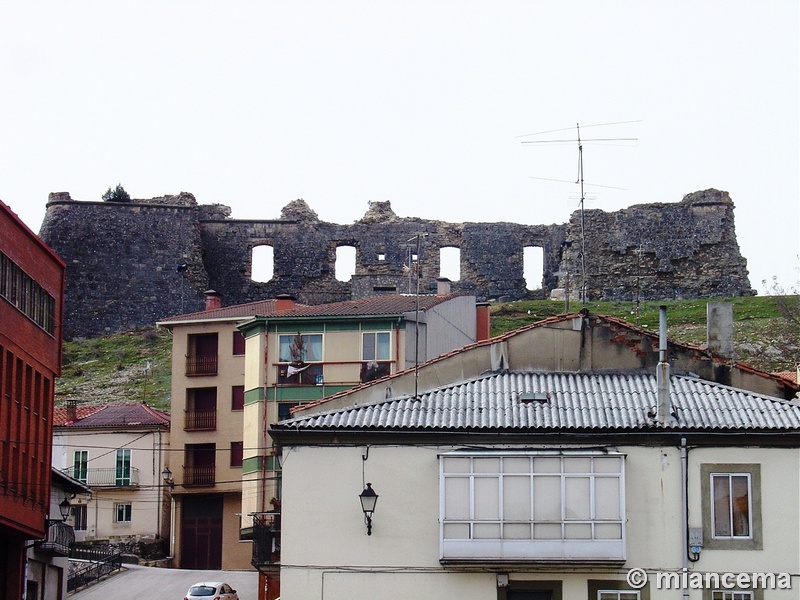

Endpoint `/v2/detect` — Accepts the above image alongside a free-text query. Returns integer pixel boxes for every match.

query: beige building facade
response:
[158,295,297,570]
[269,309,800,600]
[52,404,170,544]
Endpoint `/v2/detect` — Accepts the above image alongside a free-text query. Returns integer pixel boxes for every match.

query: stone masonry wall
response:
[38,189,753,339]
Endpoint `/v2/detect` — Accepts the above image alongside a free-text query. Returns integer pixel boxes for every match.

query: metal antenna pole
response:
[577,123,586,304]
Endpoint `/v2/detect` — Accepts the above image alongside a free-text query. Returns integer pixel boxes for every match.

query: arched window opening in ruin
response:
[524,246,544,291]
[439,247,461,282]
[251,245,274,283]
[336,245,357,282]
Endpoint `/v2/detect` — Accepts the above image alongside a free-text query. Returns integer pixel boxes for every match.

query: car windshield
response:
[189,586,217,596]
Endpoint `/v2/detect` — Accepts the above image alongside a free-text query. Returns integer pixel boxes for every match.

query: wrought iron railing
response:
[67,548,122,592]
[251,513,281,567]
[63,467,140,487]
[186,355,218,376]
[184,409,217,430]
[183,465,215,486]
[36,522,75,556]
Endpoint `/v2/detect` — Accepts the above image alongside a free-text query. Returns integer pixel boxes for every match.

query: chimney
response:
[707,302,734,358]
[656,305,671,424]
[204,290,222,311]
[437,278,451,296]
[66,399,77,423]
[476,302,491,341]
[275,294,296,311]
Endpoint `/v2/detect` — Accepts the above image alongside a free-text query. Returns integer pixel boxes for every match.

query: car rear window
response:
[189,586,216,596]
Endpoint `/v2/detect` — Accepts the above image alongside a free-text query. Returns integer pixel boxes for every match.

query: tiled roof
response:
[277,371,800,432]
[158,299,302,324]
[54,404,170,427]
[269,294,468,318]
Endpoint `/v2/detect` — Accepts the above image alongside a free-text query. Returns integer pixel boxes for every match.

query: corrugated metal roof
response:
[278,371,800,432]
[54,404,170,427]
[270,294,467,318]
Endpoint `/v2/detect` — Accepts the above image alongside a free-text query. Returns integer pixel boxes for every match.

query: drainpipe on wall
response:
[681,437,690,600]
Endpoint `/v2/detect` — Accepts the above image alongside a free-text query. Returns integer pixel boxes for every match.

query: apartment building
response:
[0,200,66,600]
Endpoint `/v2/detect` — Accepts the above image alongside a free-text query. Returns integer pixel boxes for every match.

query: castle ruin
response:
[38,189,753,339]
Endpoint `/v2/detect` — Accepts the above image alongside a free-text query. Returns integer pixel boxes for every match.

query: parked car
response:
[184,582,239,600]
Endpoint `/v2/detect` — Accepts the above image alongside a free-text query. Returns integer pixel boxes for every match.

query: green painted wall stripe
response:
[242,455,281,474]
[266,384,351,401]
[244,387,265,404]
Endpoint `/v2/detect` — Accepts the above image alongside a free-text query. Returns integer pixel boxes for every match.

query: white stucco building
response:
[269,309,800,600]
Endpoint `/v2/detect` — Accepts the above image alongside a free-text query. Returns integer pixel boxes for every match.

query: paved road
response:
[71,564,259,600]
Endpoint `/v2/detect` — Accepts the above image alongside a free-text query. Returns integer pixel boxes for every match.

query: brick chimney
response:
[204,290,223,311]
[476,302,491,341]
[66,399,77,423]
[275,294,296,311]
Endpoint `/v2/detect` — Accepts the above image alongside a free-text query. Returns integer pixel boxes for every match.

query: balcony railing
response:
[251,513,281,567]
[63,467,140,487]
[183,465,215,487]
[184,409,217,430]
[186,355,218,376]
[37,522,75,556]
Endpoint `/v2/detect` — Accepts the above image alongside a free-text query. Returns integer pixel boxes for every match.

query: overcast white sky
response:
[1,1,797,293]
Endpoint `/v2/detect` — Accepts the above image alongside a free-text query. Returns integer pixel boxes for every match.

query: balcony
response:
[183,465,215,487]
[186,355,218,376]
[63,467,140,487]
[37,522,75,556]
[184,409,217,431]
[251,513,281,568]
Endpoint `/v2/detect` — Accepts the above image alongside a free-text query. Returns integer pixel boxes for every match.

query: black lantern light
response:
[47,497,71,526]
[359,483,378,536]
[162,466,174,489]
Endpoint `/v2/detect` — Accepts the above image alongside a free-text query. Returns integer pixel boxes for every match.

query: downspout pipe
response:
[681,437,689,600]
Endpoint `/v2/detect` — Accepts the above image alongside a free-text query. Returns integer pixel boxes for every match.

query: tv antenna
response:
[520,120,639,303]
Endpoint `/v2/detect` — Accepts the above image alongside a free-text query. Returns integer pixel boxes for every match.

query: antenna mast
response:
[520,119,639,305]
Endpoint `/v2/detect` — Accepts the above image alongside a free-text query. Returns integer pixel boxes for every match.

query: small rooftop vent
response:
[519,391,550,403]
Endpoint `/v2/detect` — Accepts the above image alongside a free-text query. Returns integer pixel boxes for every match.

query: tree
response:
[102,184,131,203]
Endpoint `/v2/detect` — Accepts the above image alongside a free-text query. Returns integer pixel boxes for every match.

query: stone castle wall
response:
[38,189,753,339]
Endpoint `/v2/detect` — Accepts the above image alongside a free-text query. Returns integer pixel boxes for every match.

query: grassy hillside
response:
[54,295,799,410]
[56,328,173,411]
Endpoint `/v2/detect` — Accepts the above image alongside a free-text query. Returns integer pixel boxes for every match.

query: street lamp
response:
[359,483,378,536]
[46,497,71,526]
[162,466,174,489]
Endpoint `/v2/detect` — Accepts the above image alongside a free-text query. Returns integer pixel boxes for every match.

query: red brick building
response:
[0,200,65,600]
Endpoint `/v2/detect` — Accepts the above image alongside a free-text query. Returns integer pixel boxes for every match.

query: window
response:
[598,592,640,600]
[278,333,323,385]
[230,441,244,468]
[72,504,88,531]
[711,593,754,600]
[0,251,56,334]
[115,503,132,523]
[232,331,246,355]
[440,452,625,562]
[186,333,219,376]
[115,449,131,486]
[712,473,751,538]
[701,464,762,550]
[186,387,218,429]
[362,332,390,361]
[73,450,88,483]
[231,385,244,411]
[588,580,648,600]
[278,402,301,421]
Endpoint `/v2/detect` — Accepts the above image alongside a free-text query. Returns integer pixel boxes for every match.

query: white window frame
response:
[278,333,323,363]
[598,591,641,600]
[114,503,132,523]
[439,450,626,562]
[711,592,754,600]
